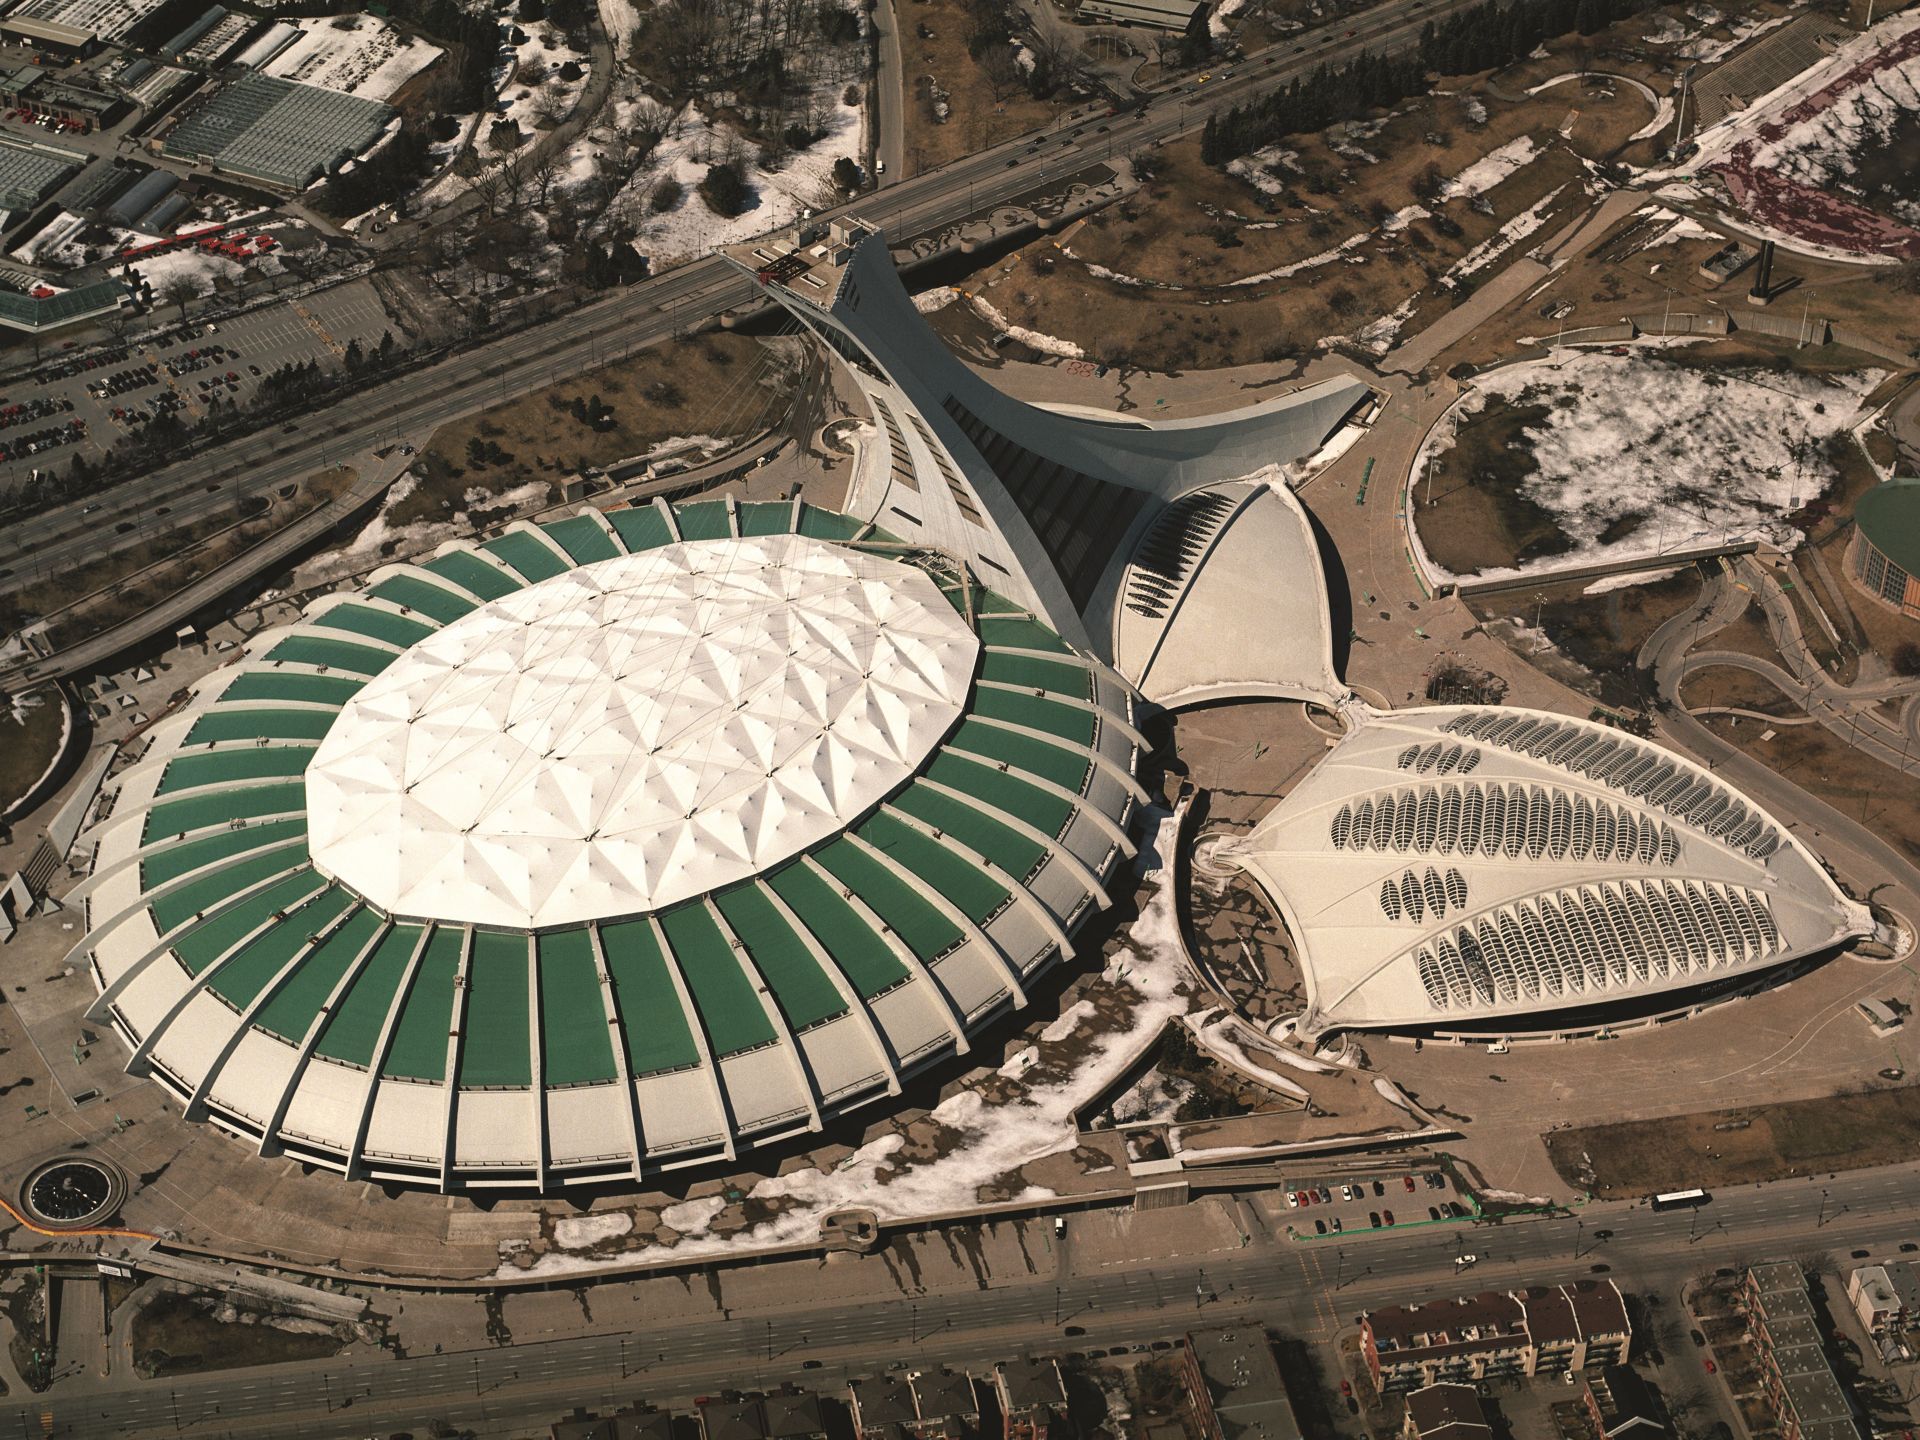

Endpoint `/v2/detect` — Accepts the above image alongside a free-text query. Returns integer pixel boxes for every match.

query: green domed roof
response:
[1855,477,1920,578]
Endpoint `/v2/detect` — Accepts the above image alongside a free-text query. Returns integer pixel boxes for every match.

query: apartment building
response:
[1361,1281,1631,1391]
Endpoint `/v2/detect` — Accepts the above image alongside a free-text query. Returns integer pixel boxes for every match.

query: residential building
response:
[908,1370,980,1440]
[553,1410,674,1440]
[1402,1383,1492,1440]
[1583,1367,1669,1437]
[1847,1260,1920,1336]
[762,1389,827,1440]
[1180,1326,1304,1440]
[1742,1263,1863,1440]
[995,1359,1070,1440]
[699,1396,771,1440]
[851,1374,920,1440]
[1361,1280,1631,1391]
[1075,0,1205,29]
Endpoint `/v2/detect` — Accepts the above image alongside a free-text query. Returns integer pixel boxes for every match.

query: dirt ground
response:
[130,1293,346,1379]
[0,690,63,815]
[403,331,778,527]
[1466,567,1700,713]
[1703,713,1920,864]
[1546,1081,1920,1197]
[940,13,1675,373]
[899,0,1065,175]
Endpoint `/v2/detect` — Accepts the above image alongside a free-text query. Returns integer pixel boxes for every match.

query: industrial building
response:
[0,64,121,129]
[0,134,80,223]
[0,276,125,332]
[4,0,171,45]
[162,70,393,189]
[1361,1282,1632,1391]
[1075,0,1206,28]
[1743,1264,1864,1440]
[1848,476,1920,620]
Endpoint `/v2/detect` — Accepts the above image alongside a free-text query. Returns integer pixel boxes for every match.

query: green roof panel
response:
[539,515,621,564]
[714,883,847,1031]
[893,785,1045,880]
[858,811,1008,926]
[311,604,435,650]
[766,862,907,998]
[737,502,794,537]
[166,866,328,976]
[599,919,700,1076]
[185,709,338,746]
[424,550,523,602]
[813,836,961,961]
[218,672,365,707]
[609,505,673,552]
[481,531,568,584]
[381,926,464,1081]
[795,506,864,540]
[141,817,308,891]
[209,885,355,1012]
[979,651,1090,698]
[148,843,310,938]
[924,751,1073,839]
[947,719,1091,796]
[315,923,427,1067]
[366,573,480,626]
[658,905,776,1058]
[157,746,316,795]
[264,635,397,677]
[978,615,1071,653]
[254,904,385,1044]
[970,686,1095,745]
[672,500,731,541]
[458,931,532,1087]
[535,929,618,1085]
[142,781,306,843]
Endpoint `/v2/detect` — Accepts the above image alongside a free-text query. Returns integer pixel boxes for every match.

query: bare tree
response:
[161,276,198,322]
[980,44,1023,103]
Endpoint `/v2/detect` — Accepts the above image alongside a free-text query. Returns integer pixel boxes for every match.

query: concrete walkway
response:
[1383,187,1648,374]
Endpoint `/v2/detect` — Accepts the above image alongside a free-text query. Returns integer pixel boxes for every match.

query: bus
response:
[1651,1188,1712,1211]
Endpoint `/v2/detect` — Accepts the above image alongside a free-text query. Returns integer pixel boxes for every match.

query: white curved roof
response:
[1235,705,1873,1034]
[1108,480,1344,709]
[306,534,979,930]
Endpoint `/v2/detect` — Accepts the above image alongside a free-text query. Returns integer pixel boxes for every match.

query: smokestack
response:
[1748,240,1776,305]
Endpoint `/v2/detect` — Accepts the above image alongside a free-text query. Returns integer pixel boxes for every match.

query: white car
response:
[1341,1184,1355,1201]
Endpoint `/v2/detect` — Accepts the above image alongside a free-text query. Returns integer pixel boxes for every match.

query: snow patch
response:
[969,294,1085,358]
[1438,137,1538,201]
[498,811,1198,1278]
[554,1213,633,1249]
[1583,565,1685,595]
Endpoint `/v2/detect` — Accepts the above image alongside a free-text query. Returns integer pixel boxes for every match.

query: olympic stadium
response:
[64,216,1873,1192]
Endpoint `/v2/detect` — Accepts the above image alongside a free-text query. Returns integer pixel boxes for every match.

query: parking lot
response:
[1268,1165,1476,1239]
[0,277,400,494]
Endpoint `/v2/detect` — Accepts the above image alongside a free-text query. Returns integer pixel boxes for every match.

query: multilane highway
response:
[10,1158,1920,1438]
[0,0,1471,629]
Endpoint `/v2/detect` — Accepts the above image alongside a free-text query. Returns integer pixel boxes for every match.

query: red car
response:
[1339,1380,1352,1396]
[1404,1176,1416,1192]
[1704,1359,1717,1375]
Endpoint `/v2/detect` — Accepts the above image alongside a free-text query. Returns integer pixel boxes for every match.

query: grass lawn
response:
[1415,398,1573,575]
[1547,1082,1920,1197]
[900,0,1064,176]
[398,332,775,528]
[1679,663,1800,717]
[132,1293,345,1379]
[0,688,65,816]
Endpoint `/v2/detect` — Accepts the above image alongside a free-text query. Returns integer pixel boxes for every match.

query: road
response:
[1641,561,1920,925]
[872,0,906,185]
[14,1159,1920,1438]
[0,0,1467,629]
